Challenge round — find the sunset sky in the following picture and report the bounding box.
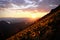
[0,0,60,18]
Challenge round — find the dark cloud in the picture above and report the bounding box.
[0,0,10,8]
[40,0,60,5]
[0,0,60,10]
[12,0,25,5]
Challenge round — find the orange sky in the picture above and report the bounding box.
[0,8,49,19]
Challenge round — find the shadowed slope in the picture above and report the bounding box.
[6,5,60,40]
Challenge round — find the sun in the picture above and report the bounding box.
[31,14,37,19]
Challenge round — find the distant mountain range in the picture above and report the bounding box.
[0,18,34,23]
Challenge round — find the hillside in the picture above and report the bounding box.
[6,5,60,40]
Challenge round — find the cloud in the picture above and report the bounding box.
[24,0,43,4]
[0,0,59,10]
[0,0,40,9]
[49,4,58,7]
[8,3,38,9]
[24,0,33,4]
[39,0,43,2]
[11,0,25,5]
[0,0,11,8]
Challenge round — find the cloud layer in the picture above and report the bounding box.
[0,0,60,10]
[0,0,44,9]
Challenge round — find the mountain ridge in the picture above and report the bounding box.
[3,5,60,40]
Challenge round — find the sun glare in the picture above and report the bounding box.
[0,9,48,19]
[31,14,37,19]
